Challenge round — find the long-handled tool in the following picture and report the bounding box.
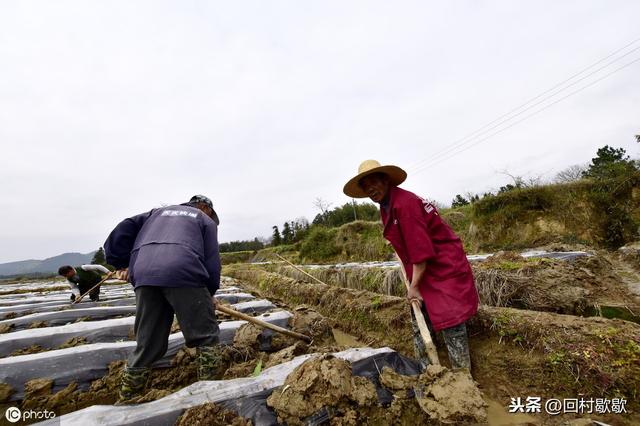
[395,254,440,366]
[215,303,312,343]
[72,270,115,304]
[274,253,327,286]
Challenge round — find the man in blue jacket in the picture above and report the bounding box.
[104,195,222,402]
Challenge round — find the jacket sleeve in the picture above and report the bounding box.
[202,219,221,295]
[81,264,110,274]
[104,210,153,269]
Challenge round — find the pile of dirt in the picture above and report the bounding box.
[10,344,44,356]
[223,306,342,380]
[264,342,309,369]
[266,354,486,425]
[411,366,487,424]
[233,306,334,355]
[58,337,88,349]
[175,402,252,426]
[233,323,263,351]
[0,323,14,334]
[28,321,48,329]
[290,306,334,345]
[379,366,487,424]
[266,354,378,425]
[0,383,14,402]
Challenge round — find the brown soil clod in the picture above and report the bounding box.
[0,323,15,334]
[10,344,45,356]
[414,365,487,424]
[264,342,308,369]
[23,378,53,400]
[379,366,418,391]
[28,321,48,329]
[175,402,252,426]
[267,354,378,425]
[125,389,172,404]
[233,323,263,351]
[58,337,88,349]
[0,383,15,403]
[290,306,334,345]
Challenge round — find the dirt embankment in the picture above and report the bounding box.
[266,250,640,322]
[224,265,414,353]
[224,266,640,424]
[473,251,640,321]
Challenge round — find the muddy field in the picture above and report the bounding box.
[0,249,638,425]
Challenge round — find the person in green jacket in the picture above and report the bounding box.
[58,264,109,302]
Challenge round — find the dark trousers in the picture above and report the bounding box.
[128,286,219,368]
[78,282,100,301]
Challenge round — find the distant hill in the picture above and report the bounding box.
[0,251,96,277]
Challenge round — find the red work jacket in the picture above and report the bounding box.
[381,186,478,331]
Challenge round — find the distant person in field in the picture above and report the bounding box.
[343,160,479,370]
[104,195,222,403]
[58,264,109,302]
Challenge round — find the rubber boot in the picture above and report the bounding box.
[117,366,150,403]
[442,323,471,369]
[196,344,225,381]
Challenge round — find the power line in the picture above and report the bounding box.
[411,56,640,175]
[406,37,640,172]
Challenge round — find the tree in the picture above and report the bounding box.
[313,197,333,215]
[281,222,293,244]
[271,226,282,246]
[451,194,470,208]
[291,217,310,242]
[555,164,586,183]
[219,239,264,253]
[582,145,637,180]
[312,201,379,227]
[91,247,106,265]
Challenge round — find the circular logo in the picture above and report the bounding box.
[5,407,21,423]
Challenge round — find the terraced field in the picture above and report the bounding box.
[1,248,639,425]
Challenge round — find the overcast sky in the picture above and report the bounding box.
[1,1,639,263]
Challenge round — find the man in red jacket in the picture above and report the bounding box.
[343,160,479,369]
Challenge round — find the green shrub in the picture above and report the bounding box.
[299,226,340,261]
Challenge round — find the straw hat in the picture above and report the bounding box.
[343,160,407,198]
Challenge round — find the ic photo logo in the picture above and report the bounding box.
[5,406,57,423]
[5,407,21,423]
